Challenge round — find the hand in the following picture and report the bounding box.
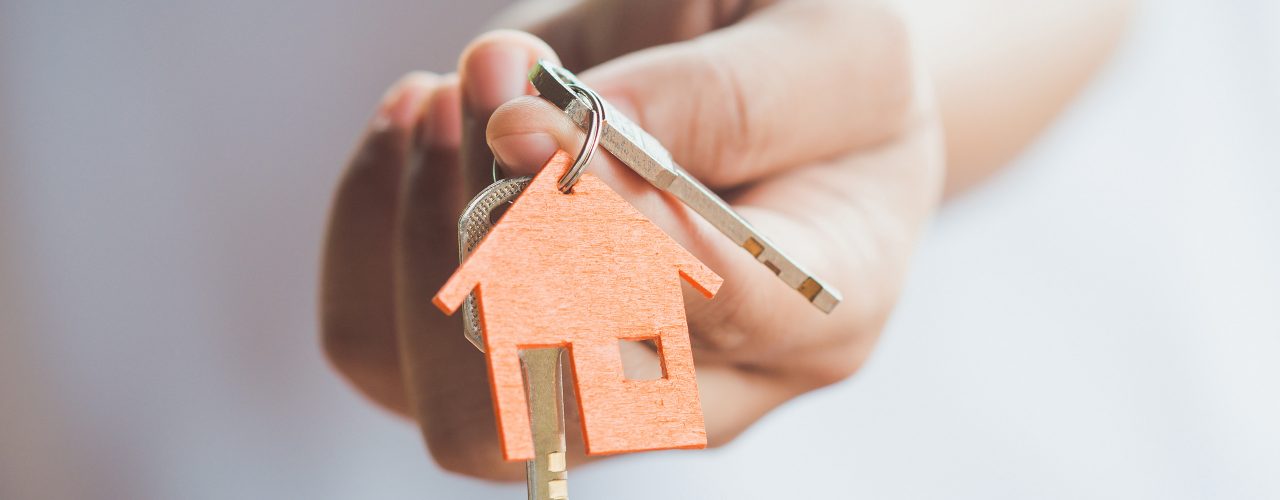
[321,0,943,480]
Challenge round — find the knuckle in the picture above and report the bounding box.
[686,283,756,354]
[805,354,866,389]
[320,322,367,373]
[690,325,750,353]
[428,449,500,480]
[319,298,395,370]
[319,322,409,411]
[320,323,378,365]
[780,341,870,392]
[422,427,523,481]
[324,370,405,414]
[710,0,753,27]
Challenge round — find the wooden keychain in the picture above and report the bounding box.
[435,63,844,498]
[433,84,721,500]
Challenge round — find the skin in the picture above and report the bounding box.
[320,0,1131,481]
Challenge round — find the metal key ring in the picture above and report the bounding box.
[489,84,606,191]
[557,85,606,193]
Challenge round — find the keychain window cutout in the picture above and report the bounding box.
[618,338,664,381]
[434,151,722,460]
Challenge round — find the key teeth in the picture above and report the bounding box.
[812,288,841,314]
[548,479,568,499]
[798,277,823,300]
[547,452,566,473]
[744,239,843,313]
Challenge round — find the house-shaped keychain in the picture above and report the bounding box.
[433,151,722,461]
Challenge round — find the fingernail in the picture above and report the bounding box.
[463,44,530,113]
[375,73,435,132]
[490,132,559,176]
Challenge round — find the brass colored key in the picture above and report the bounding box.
[520,348,569,500]
[529,61,842,313]
[457,177,569,500]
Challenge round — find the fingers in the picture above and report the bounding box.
[321,72,438,414]
[459,30,560,195]
[578,0,914,188]
[392,79,527,481]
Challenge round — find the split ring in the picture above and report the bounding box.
[557,85,606,193]
[488,85,606,192]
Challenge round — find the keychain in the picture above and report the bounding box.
[433,64,841,499]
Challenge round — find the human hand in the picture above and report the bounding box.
[321,0,943,480]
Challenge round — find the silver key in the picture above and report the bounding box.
[458,176,531,352]
[529,61,842,313]
[457,177,569,500]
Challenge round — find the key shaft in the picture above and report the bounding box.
[521,348,569,500]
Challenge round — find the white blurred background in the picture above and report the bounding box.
[1,0,1277,499]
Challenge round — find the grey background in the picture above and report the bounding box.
[2,0,1278,499]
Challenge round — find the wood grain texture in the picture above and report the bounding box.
[434,151,722,461]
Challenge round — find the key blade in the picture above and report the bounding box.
[520,347,569,500]
[529,61,842,313]
[458,176,534,351]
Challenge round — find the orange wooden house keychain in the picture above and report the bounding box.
[434,64,840,499]
[433,82,724,499]
[433,146,722,458]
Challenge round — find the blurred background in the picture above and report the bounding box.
[1,0,1277,499]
